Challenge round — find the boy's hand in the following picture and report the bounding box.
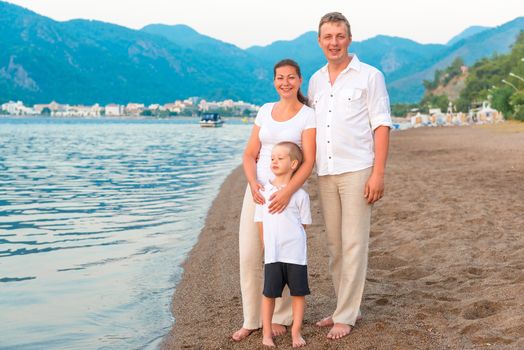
[364,172,384,204]
[268,188,292,214]
[249,181,265,205]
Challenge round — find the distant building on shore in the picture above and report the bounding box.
[1,97,260,117]
[125,103,145,116]
[105,104,124,116]
[2,100,36,115]
[55,104,102,117]
[199,99,259,115]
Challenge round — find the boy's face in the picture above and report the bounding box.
[270,145,296,176]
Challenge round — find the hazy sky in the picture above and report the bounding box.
[6,0,524,48]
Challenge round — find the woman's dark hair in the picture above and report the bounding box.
[273,59,308,106]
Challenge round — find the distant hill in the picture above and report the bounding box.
[389,17,524,102]
[0,1,271,104]
[447,26,491,46]
[420,31,524,120]
[1,0,523,105]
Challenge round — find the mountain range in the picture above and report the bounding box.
[1,0,523,105]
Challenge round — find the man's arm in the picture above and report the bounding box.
[364,125,390,204]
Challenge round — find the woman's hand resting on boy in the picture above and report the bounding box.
[268,187,292,214]
[249,181,265,205]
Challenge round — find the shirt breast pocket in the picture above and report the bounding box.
[341,88,365,116]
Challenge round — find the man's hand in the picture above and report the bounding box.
[268,188,292,214]
[364,172,384,204]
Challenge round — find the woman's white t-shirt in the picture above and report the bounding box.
[255,102,316,184]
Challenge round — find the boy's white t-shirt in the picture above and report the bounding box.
[255,103,316,184]
[254,182,312,266]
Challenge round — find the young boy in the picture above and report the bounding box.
[254,141,312,348]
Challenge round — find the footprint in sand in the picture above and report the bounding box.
[393,210,416,221]
[462,300,501,320]
[375,298,389,306]
[388,266,430,280]
[465,267,484,276]
[369,256,408,270]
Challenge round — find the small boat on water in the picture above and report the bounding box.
[199,113,224,127]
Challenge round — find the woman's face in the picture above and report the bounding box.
[274,65,302,100]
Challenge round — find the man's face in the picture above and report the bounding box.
[318,21,351,64]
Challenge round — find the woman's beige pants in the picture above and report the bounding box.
[239,186,293,329]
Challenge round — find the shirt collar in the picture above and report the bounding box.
[320,54,361,74]
[267,180,287,191]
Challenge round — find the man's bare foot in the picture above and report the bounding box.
[316,314,363,327]
[232,327,255,342]
[327,323,352,340]
[262,335,276,347]
[292,333,306,347]
[272,323,287,336]
[315,316,334,327]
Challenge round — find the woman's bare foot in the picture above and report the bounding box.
[327,323,352,340]
[271,323,287,336]
[292,332,306,347]
[262,335,276,347]
[232,327,255,342]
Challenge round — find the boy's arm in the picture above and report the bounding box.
[254,198,265,248]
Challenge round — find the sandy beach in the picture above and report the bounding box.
[162,123,524,350]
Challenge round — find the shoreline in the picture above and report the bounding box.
[162,124,524,349]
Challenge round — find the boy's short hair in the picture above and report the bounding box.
[275,141,303,173]
[318,12,352,38]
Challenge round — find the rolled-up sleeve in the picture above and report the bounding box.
[367,71,392,131]
[299,193,312,225]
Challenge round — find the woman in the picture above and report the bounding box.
[232,59,316,341]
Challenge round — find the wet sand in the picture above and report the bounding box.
[162,123,524,349]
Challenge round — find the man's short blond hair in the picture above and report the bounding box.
[318,12,352,38]
[275,141,303,174]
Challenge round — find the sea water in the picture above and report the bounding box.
[0,117,251,349]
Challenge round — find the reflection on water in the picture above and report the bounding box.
[0,117,250,349]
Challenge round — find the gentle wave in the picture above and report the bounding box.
[0,117,251,349]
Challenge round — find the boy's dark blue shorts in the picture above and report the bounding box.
[263,262,310,298]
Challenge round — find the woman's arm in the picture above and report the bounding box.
[268,128,316,213]
[243,124,265,204]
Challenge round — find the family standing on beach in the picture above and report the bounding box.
[233,12,392,347]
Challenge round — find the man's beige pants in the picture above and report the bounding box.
[239,186,293,330]
[317,167,372,326]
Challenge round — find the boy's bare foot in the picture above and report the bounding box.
[292,333,306,347]
[271,323,287,336]
[232,327,255,342]
[327,323,352,340]
[262,335,276,347]
[315,314,363,327]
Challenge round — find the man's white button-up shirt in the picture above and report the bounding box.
[308,54,392,176]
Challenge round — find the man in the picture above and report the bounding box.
[308,12,392,340]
